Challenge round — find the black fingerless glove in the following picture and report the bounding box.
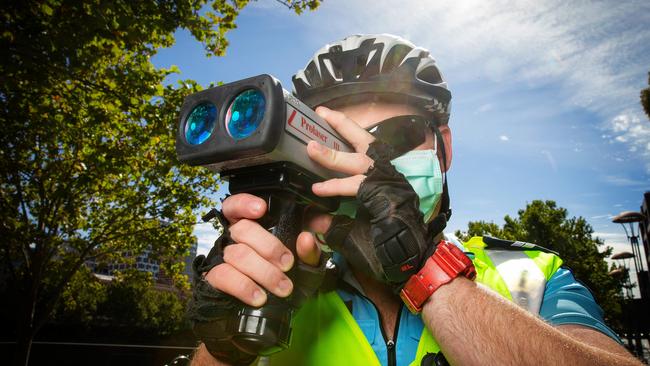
[323,140,440,292]
[187,217,331,365]
[360,141,434,287]
[187,232,258,366]
[289,254,330,308]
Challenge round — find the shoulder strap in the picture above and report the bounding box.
[483,236,559,255]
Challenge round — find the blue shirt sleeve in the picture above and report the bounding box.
[540,267,621,343]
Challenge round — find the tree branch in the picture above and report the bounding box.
[15,173,31,227]
[11,172,34,272]
[274,0,293,8]
[33,242,98,332]
[94,224,161,248]
[0,236,18,284]
[44,144,82,239]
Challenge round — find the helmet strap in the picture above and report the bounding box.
[432,126,452,222]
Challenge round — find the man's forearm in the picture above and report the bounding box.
[421,277,640,365]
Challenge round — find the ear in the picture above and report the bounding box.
[436,125,452,172]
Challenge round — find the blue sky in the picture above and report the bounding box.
[154,0,650,294]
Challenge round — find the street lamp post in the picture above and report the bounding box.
[612,211,648,300]
[612,209,650,362]
[611,251,635,299]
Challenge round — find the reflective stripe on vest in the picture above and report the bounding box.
[487,249,547,313]
[266,236,562,366]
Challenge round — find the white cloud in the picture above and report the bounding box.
[541,150,558,172]
[304,0,650,168]
[602,174,648,187]
[607,112,650,171]
[594,231,628,247]
[590,214,613,220]
[477,103,494,113]
[193,223,222,256]
[499,135,509,141]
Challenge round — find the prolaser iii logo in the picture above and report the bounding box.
[286,106,342,151]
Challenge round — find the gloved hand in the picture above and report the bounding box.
[323,140,437,292]
[186,205,330,365]
[187,231,257,366]
[302,107,444,293]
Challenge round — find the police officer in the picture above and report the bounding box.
[189,34,641,366]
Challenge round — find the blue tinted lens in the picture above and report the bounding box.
[185,103,217,145]
[226,89,266,140]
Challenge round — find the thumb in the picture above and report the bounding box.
[296,231,321,267]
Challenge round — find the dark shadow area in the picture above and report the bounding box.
[617,298,650,363]
[1,323,197,366]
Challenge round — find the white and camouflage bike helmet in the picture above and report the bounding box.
[292,34,451,125]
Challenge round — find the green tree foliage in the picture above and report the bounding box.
[52,269,189,339]
[99,270,189,336]
[53,266,108,327]
[275,0,321,14]
[642,72,650,120]
[0,1,319,364]
[53,268,189,336]
[455,200,625,325]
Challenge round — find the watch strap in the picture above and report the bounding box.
[400,240,476,313]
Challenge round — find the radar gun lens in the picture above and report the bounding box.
[226,89,266,140]
[185,103,217,145]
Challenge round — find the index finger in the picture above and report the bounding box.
[222,193,267,224]
[315,106,375,152]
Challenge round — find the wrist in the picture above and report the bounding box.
[400,240,476,314]
[423,275,472,310]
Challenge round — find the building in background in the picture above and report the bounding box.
[86,240,198,285]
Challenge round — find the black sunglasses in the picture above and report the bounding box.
[365,115,432,158]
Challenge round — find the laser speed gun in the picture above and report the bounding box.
[176,74,352,210]
[175,74,351,356]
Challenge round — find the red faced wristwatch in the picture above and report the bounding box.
[400,240,477,314]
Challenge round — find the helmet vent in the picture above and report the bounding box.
[417,65,443,84]
[329,45,343,54]
[322,57,342,80]
[381,44,412,74]
[354,54,368,79]
[367,49,378,66]
[304,61,322,87]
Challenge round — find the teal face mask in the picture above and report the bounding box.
[335,146,444,222]
[390,149,444,222]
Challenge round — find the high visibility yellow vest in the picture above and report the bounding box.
[264,236,563,366]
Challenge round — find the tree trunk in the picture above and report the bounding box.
[13,278,39,366]
[13,326,35,366]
